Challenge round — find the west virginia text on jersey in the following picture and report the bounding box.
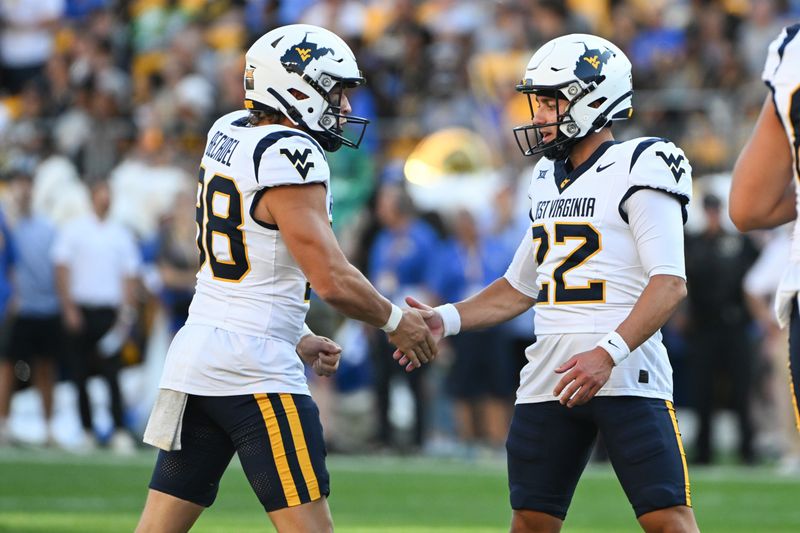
[526,138,690,333]
[506,137,691,403]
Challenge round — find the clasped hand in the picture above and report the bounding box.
[390,297,444,373]
[296,334,342,377]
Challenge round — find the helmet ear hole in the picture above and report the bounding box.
[307,107,314,113]
[588,97,606,109]
[289,88,310,100]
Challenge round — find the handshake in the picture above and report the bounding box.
[386,296,448,373]
[297,296,458,377]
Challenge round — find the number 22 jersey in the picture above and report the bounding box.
[504,138,692,402]
[160,110,331,396]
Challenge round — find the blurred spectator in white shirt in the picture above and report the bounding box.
[0,0,65,94]
[52,180,141,452]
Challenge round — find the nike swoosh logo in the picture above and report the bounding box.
[597,162,615,172]
[550,67,566,72]
[608,340,619,348]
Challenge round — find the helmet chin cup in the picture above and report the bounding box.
[512,88,581,161]
[312,83,369,151]
[513,121,579,161]
[313,114,369,152]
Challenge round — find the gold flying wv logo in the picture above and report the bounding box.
[560,178,571,188]
[584,55,600,69]
[296,47,312,61]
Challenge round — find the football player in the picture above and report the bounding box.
[401,34,699,532]
[729,23,800,434]
[136,24,436,533]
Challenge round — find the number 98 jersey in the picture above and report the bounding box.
[161,111,331,396]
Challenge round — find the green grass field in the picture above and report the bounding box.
[0,449,798,532]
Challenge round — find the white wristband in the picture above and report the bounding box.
[301,322,314,338]
[596,331,630,366]
[380,304,403,333]
[434,303,461,337]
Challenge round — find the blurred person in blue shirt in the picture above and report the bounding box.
[368,183,439,449]
[431,208,516,454]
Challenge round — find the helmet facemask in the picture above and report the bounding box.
[513,82,600,161]
[314,77,369,151]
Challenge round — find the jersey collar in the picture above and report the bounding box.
[553,140,618,193]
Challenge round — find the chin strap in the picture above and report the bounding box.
[266,88,305,126]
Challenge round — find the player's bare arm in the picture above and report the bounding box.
[450,278,536,331]
[256,182,436,367]
[397,279,536,371]
[730,95,796,231]
[554,274,686,407]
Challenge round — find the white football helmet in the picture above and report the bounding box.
[513,33,633,160]
[244,24,369,151]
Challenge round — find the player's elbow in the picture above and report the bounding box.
[664,276,687,305]
[728,202,758,232]
[673,278,687,303]
[314,283,346,306]
[309,268,348,305]
[651,274,687,306]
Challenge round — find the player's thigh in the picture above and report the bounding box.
[597,397,692,518]
[510,509,563,533]
[638,504,699,533]
[136,489,205,533]
[148,396,235,508]
[221,393,330,514]
[506,401,597,521]
[788,300,800,432]
[268,497,333,533]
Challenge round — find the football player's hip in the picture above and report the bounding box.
[159,324,309,396]
[516,333,672,402]
[515,388,672,405]
[188,290,308,341]
[159,377,311,397]
[532,308,634,336]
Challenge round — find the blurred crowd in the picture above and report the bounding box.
[1,0,799,470]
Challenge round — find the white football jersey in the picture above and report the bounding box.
[763,24,800,327]
[505,138,692,402]
[160,110,331,396]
